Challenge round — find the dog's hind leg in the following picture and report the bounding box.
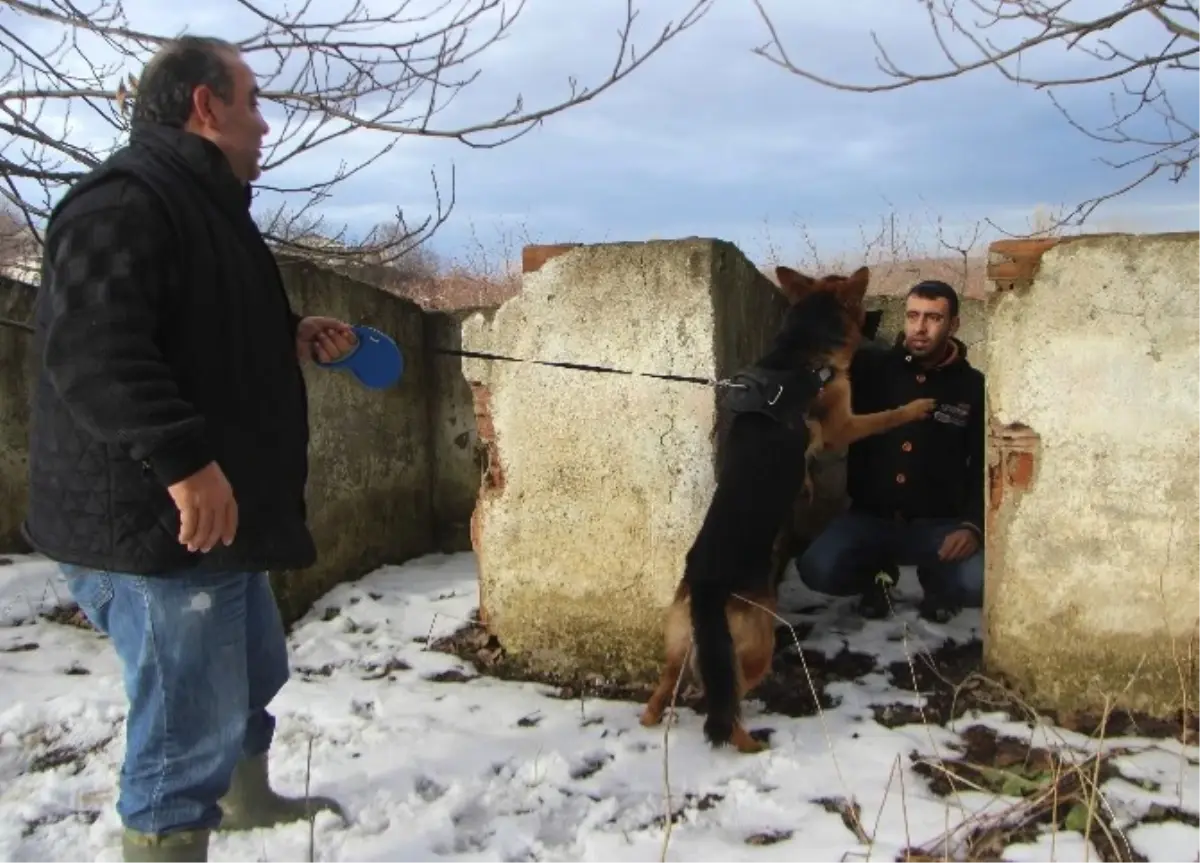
[640,600,692,727]
[641,659,684,727]
[728,606,776,754]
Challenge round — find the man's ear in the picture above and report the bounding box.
[190,84,222,130]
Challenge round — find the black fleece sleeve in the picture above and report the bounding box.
[41,180,214,487]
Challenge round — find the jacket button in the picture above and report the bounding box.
[896,473,906,484]
[901,441,912,452]
[916,373,926,383]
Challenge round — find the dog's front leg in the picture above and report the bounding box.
[821,398,935,450]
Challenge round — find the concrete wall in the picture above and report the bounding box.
[0,277,35,552]
[424,309,486,553]
[0,258,480,626]
[462,239,788,685]
[270,257,438,623]
[983,232,1199,717]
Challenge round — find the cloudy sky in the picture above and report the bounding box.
[10,0,1199,268]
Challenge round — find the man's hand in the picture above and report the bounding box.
[938,527,980,562]
[296,316,357,364]
[167,462,238,553]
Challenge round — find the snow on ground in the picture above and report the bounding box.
[0,552,1196,862]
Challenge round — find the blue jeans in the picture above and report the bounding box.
[796,510,984,607]
[61,566,291,836]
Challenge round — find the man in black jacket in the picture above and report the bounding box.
[25,36,358,861]
[796,280,986,622]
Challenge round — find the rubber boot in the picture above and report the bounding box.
[918,593,960,623]
[216,752,345,831]
[122,828,209,862]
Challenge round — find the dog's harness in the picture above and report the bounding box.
[720,365,834,428]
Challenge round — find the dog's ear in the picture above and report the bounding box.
[775,265,815,305]
[837,265,870,306]
[863,308,884,340]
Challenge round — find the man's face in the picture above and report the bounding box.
[192,51,270,184]
[903,293,957,358]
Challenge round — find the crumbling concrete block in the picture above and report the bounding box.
[983,231,1199,717]
[461,238,787,685]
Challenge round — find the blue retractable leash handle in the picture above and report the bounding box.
[317,324,405,390]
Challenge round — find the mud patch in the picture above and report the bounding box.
[25,732,115,776]
[39,605,94,631]
[1050,707,1198,744]
[886,638,1197,744]
[814,796,870,843]
[429,615,654,703]
[753,643,877,718]
[640,792,724,831]
[296,663,335,681]
[884,638,989,725]
[425,668,477,684]
[745,828,792,845]
[359,657,412,680]
[21,810,100,839]
[431,614,880,718]
[569,752,613,780]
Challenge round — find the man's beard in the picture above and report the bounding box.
[906,334,948,360]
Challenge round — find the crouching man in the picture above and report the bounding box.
[795,280,986,621]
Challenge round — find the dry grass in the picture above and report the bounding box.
[369,250,985,313]
[304,205,1001,313]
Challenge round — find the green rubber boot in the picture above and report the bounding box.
[216,752,346,831]
[122,828,210,862]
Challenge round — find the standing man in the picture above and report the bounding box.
[25,36,354,862]
[795,280,986,622]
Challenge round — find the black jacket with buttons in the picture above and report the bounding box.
[23,121,317,575]
[844,336,986,536]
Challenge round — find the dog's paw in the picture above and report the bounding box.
[736,737,768,754]
[904,398,937,420]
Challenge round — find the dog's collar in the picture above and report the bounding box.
[722,364,833,426]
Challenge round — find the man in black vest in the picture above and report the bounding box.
[796,280,986,623]
[25,36,357,861]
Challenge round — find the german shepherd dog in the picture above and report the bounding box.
[638,265,935,753]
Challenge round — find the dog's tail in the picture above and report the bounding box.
[689,575,739,748]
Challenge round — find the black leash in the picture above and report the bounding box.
[0,317,32,333]
[0,319,750,391]
[434,347,747,390]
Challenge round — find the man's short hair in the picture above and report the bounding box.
[132,35,240,128]
[907,279,959,319]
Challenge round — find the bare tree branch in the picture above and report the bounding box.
[747,0,1198,230]
[0,0,714,260]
